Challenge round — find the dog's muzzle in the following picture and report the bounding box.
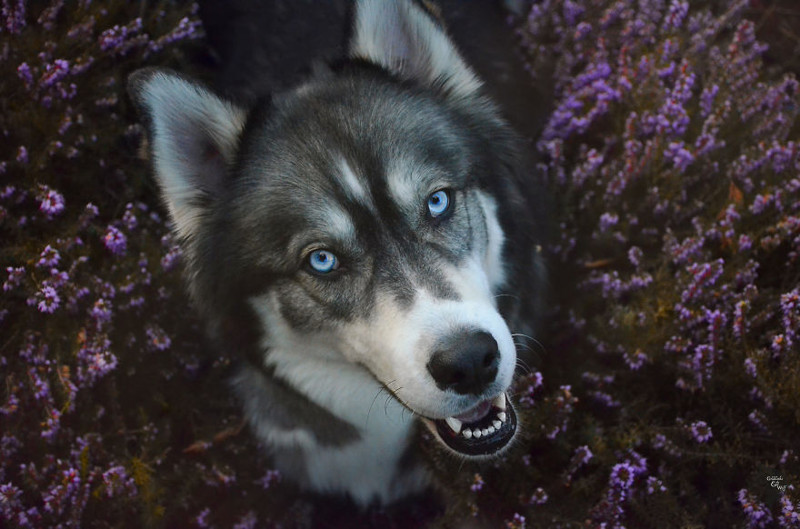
[420,330,518,456]
[422,393,517,456]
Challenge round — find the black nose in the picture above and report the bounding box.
[427,331,500,395]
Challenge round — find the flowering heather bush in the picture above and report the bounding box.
[0,2,288,527]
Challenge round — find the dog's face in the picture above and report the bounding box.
[129,0,524,457]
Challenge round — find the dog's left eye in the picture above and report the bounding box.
[308,249,339,274]
[427,189,451,218]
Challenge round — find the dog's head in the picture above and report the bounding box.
[129,0,533,457]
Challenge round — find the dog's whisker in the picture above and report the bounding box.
[493,293,521,301]
[514,358,532,375]
[511,333,548,356]
[366,379,396,427]
[513,339,534,353]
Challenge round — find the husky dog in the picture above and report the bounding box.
[128,0,545,507]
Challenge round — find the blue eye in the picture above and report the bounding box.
[427,190,450,217]
[308,249,338,274]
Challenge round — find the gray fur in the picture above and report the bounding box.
[129,0,546,507]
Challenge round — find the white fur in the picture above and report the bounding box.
[386,157,420,214]
[248,293,429,504]
[337,157,373,207]
[350,0,482,98]
[322,206,358,245]
[386,156,450,215]
[476,192,508,291]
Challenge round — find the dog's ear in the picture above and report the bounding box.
[127,68,246,242]
[350,0,482,99]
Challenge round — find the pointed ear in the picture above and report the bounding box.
[127,68,246,241]
[349,0,482,98]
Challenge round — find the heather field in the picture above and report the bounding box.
[1,1,799,528]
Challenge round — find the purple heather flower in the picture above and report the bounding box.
[39,59,70,88]
[508,513,526,529]
[564,444,594,484]
[254,469,281,490]
[562,1,584,26]
[17,61,34,90]
[576,445,593,465]
[195,507,212,528]
[780,289,799,345]
[665,141,693,171]
[16,145,28,163]
[37,244,61,268]
[779,495,800,528]
[590,390,621,407]
[681,259,725,303]
[738,489,774,528]
[627,246,643,268]
[121,203,138,230]
[39,187,65,217]
[623,348,648,370]
[743,357,757,378]
[646,477,667,494]
[3,0,25,34]
[748,409,768,432]
[609,462,635,490]
[233,511,258,529]
[90,298,113,324]
[625,450,648,476]
[98,17,145,56]
[80,346,118,385]
[161,245,183,271]
[101,466,137,498]
[662,0,688,31]
[3,266,25,291]
[653,433,681,457]
[470,473,484,492]
[689,420,713,443]
[147,16,203,55]
[1,392,20,417]
[145,325,171,351]
[529,487,548,505]
[37,286,60,313]
[41,408,62,440]
[599,212,618,232]
[103,225,127,255]
[574,21,592,41]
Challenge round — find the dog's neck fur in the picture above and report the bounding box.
[234,339,431,505]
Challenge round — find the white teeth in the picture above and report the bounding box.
[481,428,489,436]
[445,417,462,434]
[463,429,473,439]
[493,393,507,411]
[493,420,502,429]
[473,429,482,438]
[498,412,507,422]
[487,426,496,434]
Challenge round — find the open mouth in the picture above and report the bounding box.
[423,393,517,457]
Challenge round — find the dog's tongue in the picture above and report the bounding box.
[453,399,492,423]
[430,393,517,457]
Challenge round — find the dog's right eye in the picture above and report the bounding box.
[308,249,339,275]
[427,189,451,218]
